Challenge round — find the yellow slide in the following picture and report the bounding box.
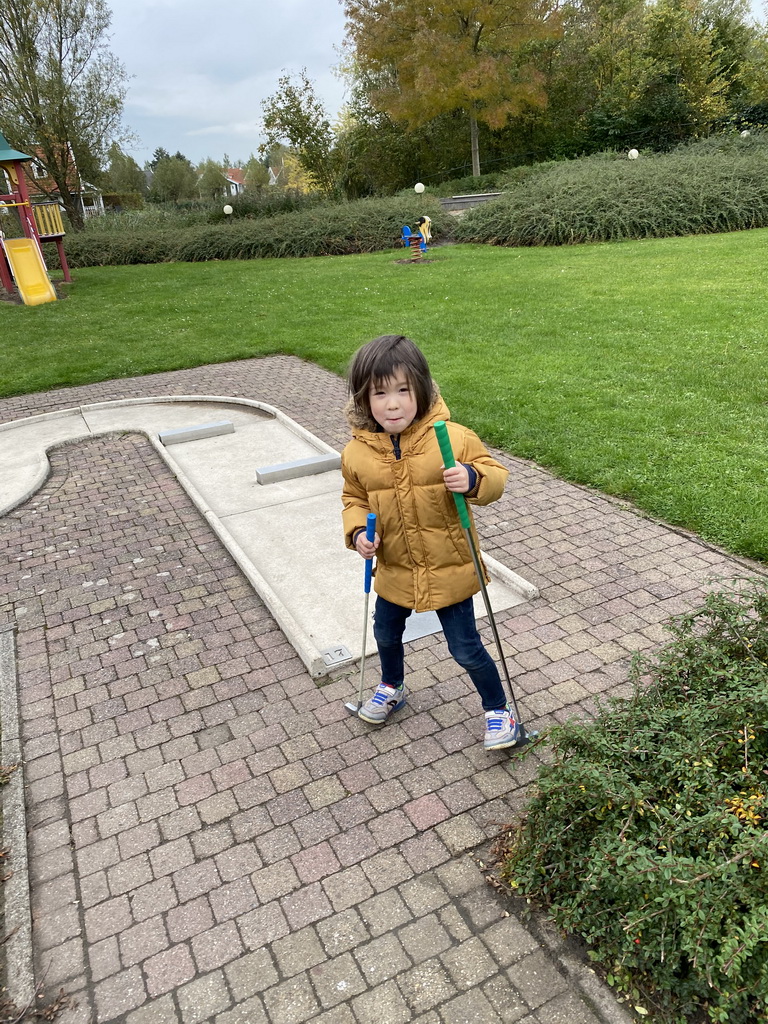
[2,238,57,305]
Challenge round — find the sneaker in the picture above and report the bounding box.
[358,682,407,724]
[484,705,521,750]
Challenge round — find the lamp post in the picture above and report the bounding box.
[414,182,425,194]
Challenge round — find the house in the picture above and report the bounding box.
[0,141,104,219]
[224,168,246,196]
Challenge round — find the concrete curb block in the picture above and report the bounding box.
[0,625,36,1008]
[146,435,330,678]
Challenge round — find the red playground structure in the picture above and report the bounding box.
[0,131,71,305]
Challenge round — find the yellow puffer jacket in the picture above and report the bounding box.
[341,393,509,612]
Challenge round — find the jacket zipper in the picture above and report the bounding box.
[390,434,402,460]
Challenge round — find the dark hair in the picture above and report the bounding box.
[347,335,434,424]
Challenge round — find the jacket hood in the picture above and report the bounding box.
[344,380,443,433]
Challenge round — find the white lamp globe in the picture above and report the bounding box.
[741,129,751,138]
[628,149,639,160]
[223,205,233,215]
[414,182,425,194]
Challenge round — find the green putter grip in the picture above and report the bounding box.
[434,420,471,530]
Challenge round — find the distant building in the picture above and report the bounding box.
[224,168,246,196]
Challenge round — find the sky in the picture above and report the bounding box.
[108,0,349,169]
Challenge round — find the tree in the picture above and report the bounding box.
[196,158,227,200]
[0,0,129,229]
[243,154,270,189]
[148,155,198,203]
[104,143,147,196]
[148,147,171,171]
[343,0,561,176]
[261,70,338,194]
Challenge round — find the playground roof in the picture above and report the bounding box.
[0,132,32,164]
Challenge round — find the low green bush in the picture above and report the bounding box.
[502,580,768,1023]
[407,172,507,198]
[456,135,768,246]
[207,188,327,222]
[61,196,452,267]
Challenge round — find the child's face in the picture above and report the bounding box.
[369,370,418,434]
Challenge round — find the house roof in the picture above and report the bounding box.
[225,168,245,185]
[0,131,32,164]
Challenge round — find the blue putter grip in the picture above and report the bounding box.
[363,513,376,593]
[433,421,471,530]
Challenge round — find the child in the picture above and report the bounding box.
[341,334,520,750]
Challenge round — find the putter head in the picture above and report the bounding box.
[514,724,539,749]
[344,701,361,716]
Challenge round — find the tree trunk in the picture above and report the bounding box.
[60,192,84,232]
[469,114,481,177]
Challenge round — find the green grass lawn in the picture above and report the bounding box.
[2,233,768,561]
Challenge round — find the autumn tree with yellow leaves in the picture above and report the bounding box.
[343,0,561,176]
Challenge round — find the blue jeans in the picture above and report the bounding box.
[373,594,507,711]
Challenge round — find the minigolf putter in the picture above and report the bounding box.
[345,513,377,715]
[433,420,537,748]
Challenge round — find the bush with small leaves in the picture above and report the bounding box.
[456,135,768,246]
[61,196,451,266]
[502,580,768,1023]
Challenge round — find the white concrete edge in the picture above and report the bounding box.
[0,451,52,519]
[0,406,84,434]
[0,627,37,1008]
[1,396,338,458]
[146,436,329,679]
[483,553,540,601]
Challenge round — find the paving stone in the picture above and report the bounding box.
[440,936,499,990]
[213,995,269,1024]
[399,913,454,964]
[322,863,375,913]
[262,975,320,1024]
[93,965,147,1022]
[176,969,232,1024]
[481,975,531,1023]
[531,990,602,1024]
[281,880,334,929]
[238,901,290,948]
[272,926,326,977]
[191,919,243,972]
[124,994,180,1024]
[397,959,458,1015]
[119,916,169,968]
[439,987,505,1024]
[358,890,413,937]
[316,907,370,956]
[352,979,412,1024]
[482,916,540,967]
[223,948,279,1000]
[309,951,367,1008]
[354,931,412,984]
[508,951,569,1010]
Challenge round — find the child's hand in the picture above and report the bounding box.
[443,465,470,494]
[355,531,380,559]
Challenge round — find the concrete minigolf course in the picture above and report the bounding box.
[0,395,538,677]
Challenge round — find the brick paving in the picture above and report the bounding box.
[0,355,761,1024]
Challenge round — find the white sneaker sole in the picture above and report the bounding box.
[358,697,406,725]
[484,733,521,750]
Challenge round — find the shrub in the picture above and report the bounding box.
[501,580,768,1023]
[456,135,768,246]
[404,172,507,198]
[61,196,452,267]
[207,188,327,222]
